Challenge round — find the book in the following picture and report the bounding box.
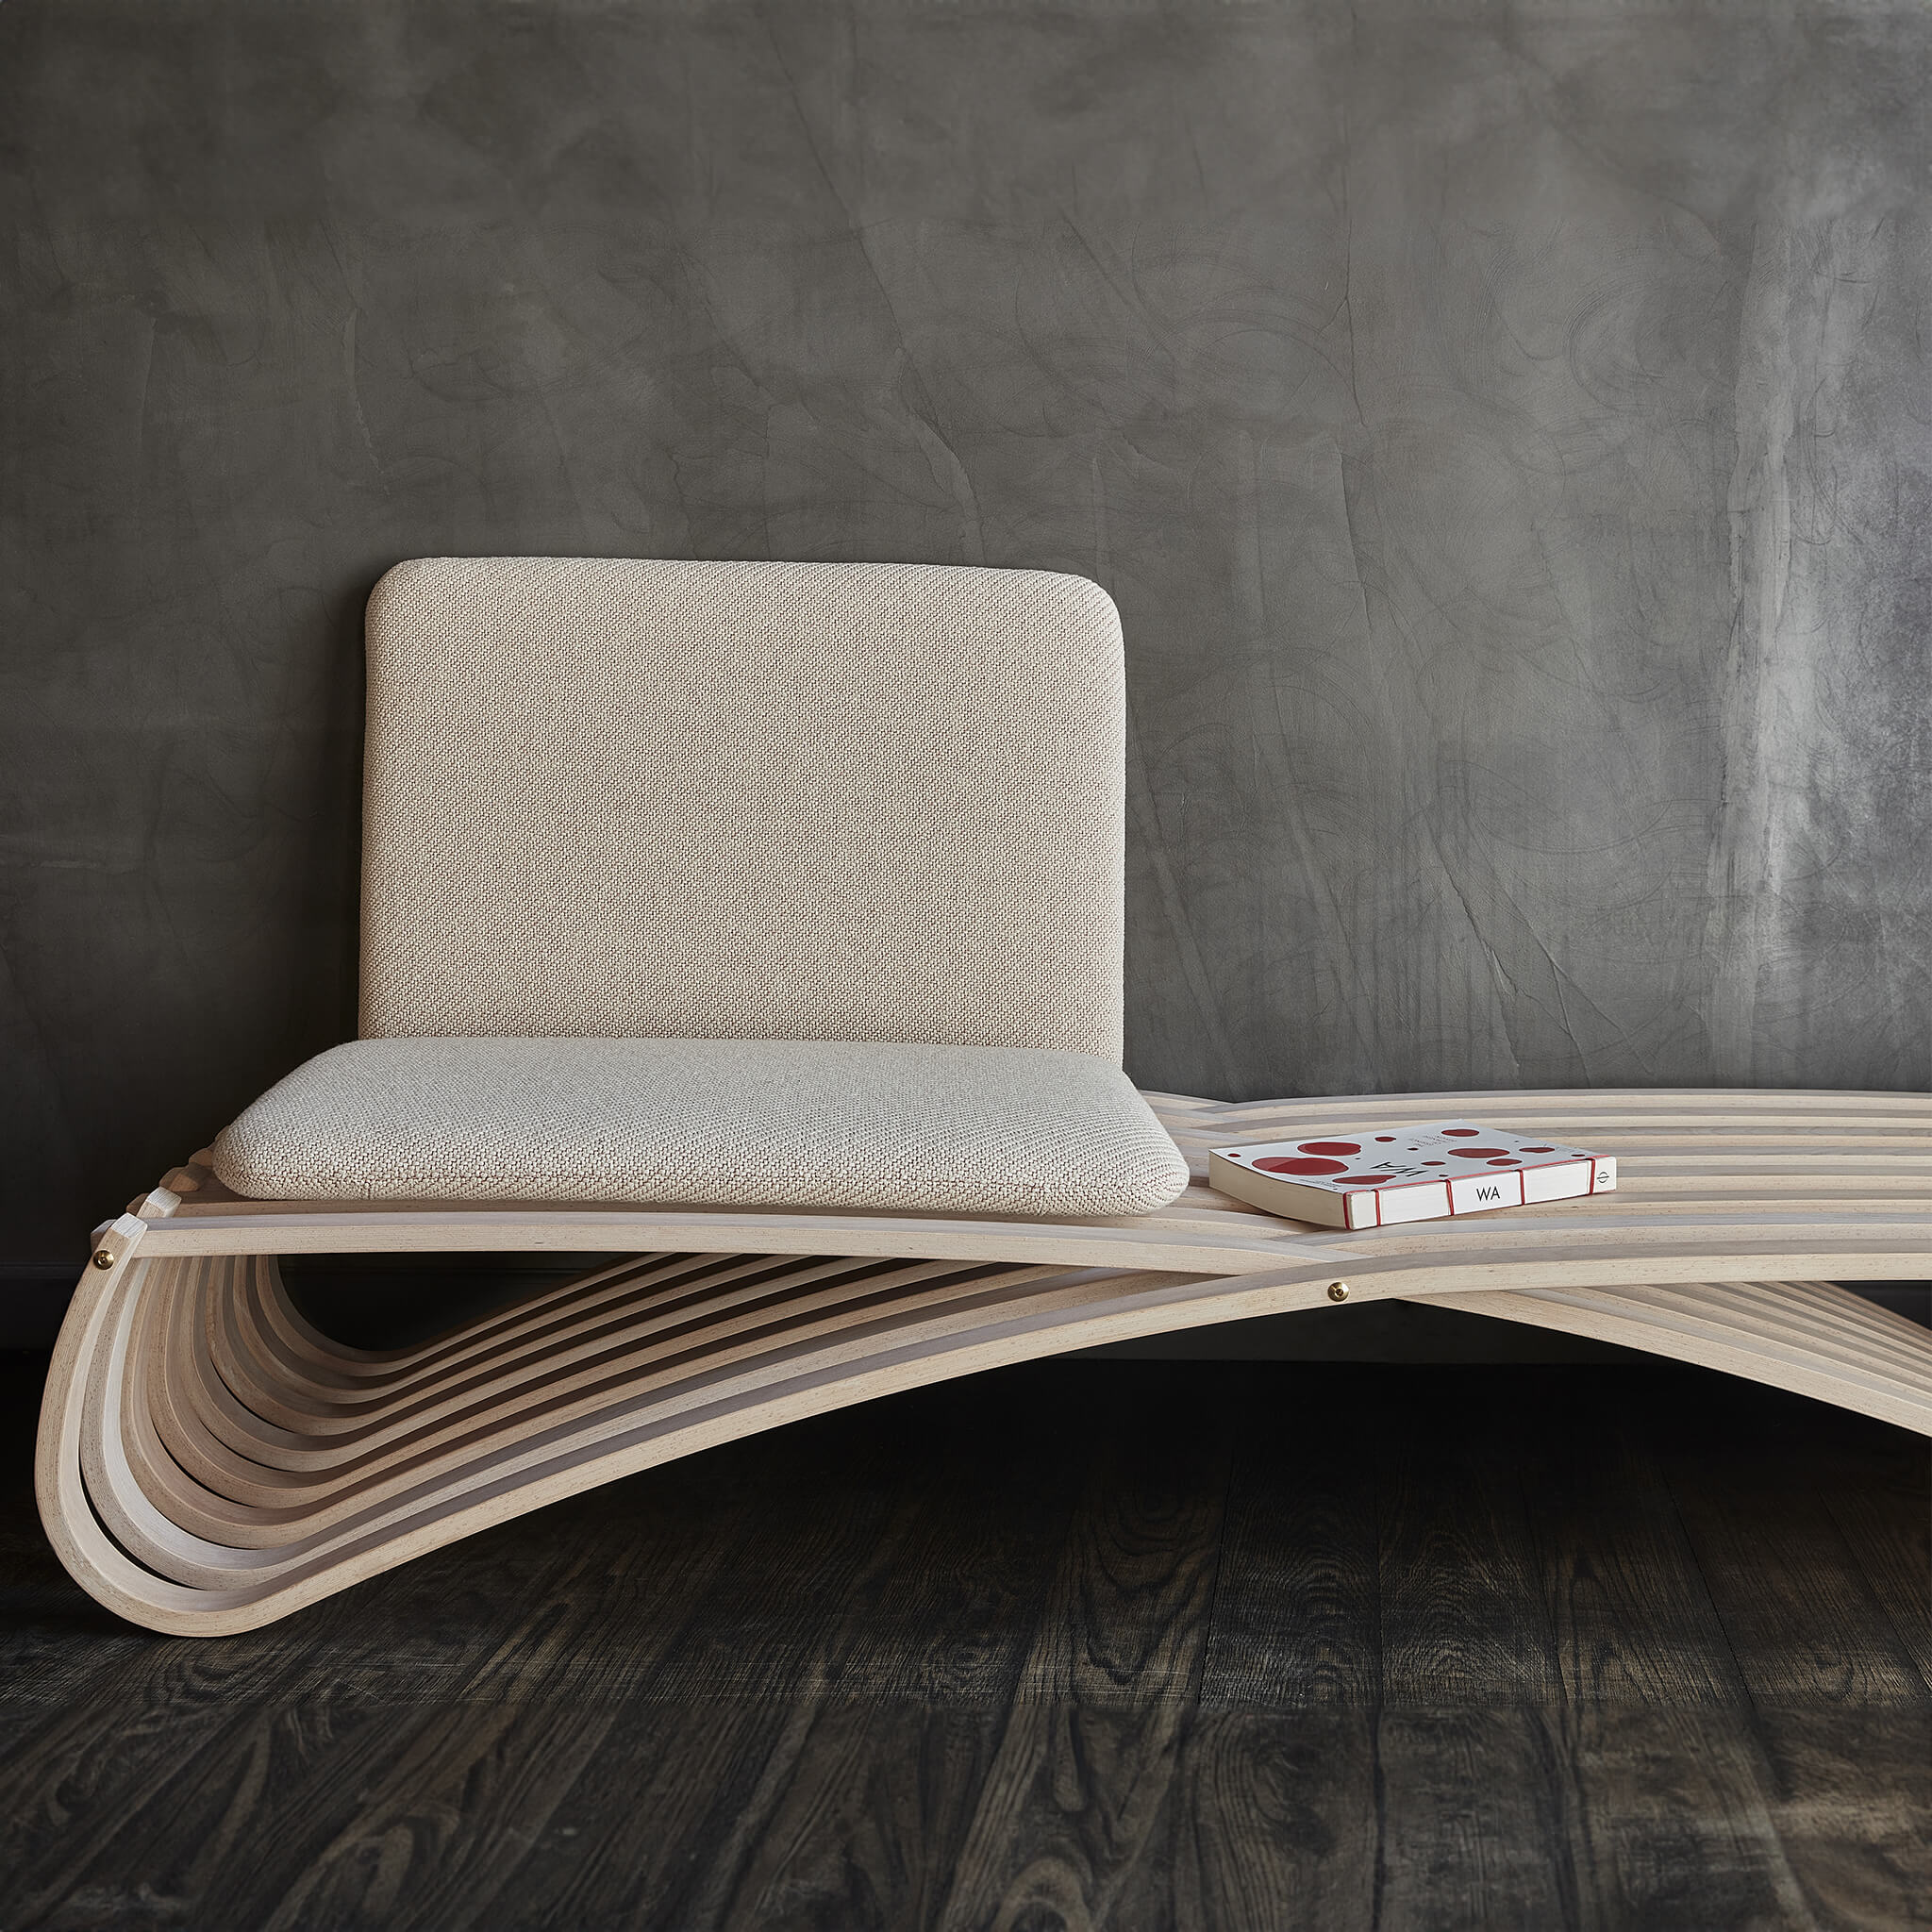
[1208,1121,1615,1230]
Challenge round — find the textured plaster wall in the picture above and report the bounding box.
[3,0,1929,1265]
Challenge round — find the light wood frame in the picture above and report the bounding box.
[38,1086,1932,1636]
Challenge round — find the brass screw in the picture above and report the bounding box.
[92,1248,117,1271]
[1326,1280,1350,1303]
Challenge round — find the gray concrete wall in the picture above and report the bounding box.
[4,0,1929,1271]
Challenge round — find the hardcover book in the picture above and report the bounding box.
[1208,1122,1616,1230]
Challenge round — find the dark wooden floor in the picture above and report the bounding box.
[1,1347,1927,1931]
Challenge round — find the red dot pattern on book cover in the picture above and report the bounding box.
[1228,1128,1584,1192]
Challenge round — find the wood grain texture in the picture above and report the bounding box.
[1374,1378,1563,1706]
[1511,1387,1746,1709]
[930,1409,1233,1931]
[33,1088,1932,1634]
[1195,1391,1382,1708]
[1657,1420,1932,1711]
[6,1358,1928,1929]
[1745,1707,1932,1931]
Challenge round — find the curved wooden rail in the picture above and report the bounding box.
[38,1089,1932,1634]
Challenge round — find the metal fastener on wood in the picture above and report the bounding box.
[92,1249,116,1271]
[1326,1280,1350,1302]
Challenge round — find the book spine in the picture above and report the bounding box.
[1520,1158,1598,1205]
[1447,1169,1524,1214]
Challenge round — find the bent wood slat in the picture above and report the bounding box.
[1427,1280,1932,1433]
[38,1087,1932,1636]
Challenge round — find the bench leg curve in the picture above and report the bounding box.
[1414,1279,1932,1434]
[37,1241,1932,1636]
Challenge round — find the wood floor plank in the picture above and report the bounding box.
[4,1358,1928,1931]
[1374,1705,1824,1932]
[702,1703,1008,1932]
[1550,1701,1827,1930]
[931,1706,1195,1932]
[1512,1375,1748,1708]
[615,1430,923,1702]
[0,1525,151,1716]
[1659,1401,1932,1708]
[628,1437,1073,1920]
[1007,1371,1233,1710]
[0,1635,328,1904]
[1747,1706,1932,1931]
[930,1381,1235,1930]
[196,1461,816,1930]
[629,1374,1082,1704]
[0,1692,403,1932]
[1171,1710,1379,1930]
[0,1431,766,1928]
[715,1372,1087,1707]
[464,1697,806,1932]
[1370,1707,1591,1930]
[1813,1434,1932,1693]
[1197,1367,1382,1708]
[471,1375,1085,1925]
[1375,1374,1563,1707]
[233,1699,618,1932]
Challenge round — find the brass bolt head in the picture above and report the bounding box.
[92,1248,116,1271]
[1326,1280,1350,1303]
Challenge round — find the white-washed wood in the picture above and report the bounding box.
[1425,1280,1932,1435]
[36,1086,1932,1635]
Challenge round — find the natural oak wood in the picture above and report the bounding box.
[36,1088,1932,1634]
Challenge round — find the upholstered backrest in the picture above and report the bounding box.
[358,558,1126,1059]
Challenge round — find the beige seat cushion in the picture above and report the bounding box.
[359,558,1125,1058]
[210,1039,1190,1217]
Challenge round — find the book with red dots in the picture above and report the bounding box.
[1207,1122,1616,1230]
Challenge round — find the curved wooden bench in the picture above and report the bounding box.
[38,1087,1932,1636]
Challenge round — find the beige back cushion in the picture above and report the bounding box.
[359,558,1125,1058]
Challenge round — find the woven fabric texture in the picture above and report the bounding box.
[210,1038,1190,1216]
[359,558,1125,1058]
